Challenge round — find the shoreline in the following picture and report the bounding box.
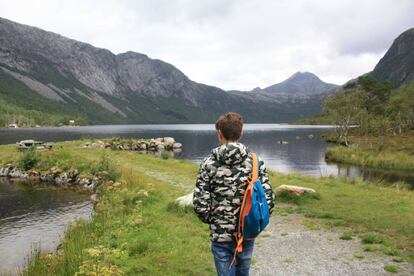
[323,132,414,172]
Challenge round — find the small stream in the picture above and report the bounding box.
[0,178,92,273]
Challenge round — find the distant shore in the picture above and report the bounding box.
[324,132,414,172]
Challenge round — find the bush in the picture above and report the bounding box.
[339,232,353,240]
[91,153,119,181]
[383,265,400,273]
[361,233,385,244]
[18,148,40,170]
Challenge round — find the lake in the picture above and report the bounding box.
[1,124,413,185]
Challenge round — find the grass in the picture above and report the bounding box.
[361,233,385,244]
[339,232,353,240]
[364,245,378,252]
[1,139,414,274]
[325,131,414,171]
[383,265,400,273]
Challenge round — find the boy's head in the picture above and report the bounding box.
[215,112,243,144]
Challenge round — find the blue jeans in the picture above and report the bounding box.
[211,239,255,276]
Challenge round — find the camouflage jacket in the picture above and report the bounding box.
[193,142,275,242]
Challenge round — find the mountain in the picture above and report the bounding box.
[258,72,339,94]
[0,17,325,125]
[371,28,414,88]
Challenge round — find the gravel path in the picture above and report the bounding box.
[251,212,414,276]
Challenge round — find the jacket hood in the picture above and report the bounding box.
[212,142,250,165]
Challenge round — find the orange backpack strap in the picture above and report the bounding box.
[251,152,258,181]
[230,153,258,268]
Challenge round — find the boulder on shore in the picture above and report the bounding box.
[176,192,194,207]
[276,184,316,196]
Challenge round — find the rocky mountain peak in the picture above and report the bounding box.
[260,71,339,94]
[371,27,414,87]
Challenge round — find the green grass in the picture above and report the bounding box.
[363,245,379,252]
[339,232,353,240]
[1,139,414,274]
[325,132,414,171]
[383,265,400,273]
[361,233,385,244]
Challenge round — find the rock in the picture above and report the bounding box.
[163,137,175,145]
[276,185,316,196]
[50,166,62,175]
[40,174,55,182]
[55,173,70,185]
[90,194,98,202]
[9,169,28,179]
[155,138,163,143]
[132,217,143,225]
[113,181,122,187]
[308,134,314,139]
[138,190,149,197]
[157,144,165,151]
[67,169,79,180]
[79,177,92,186]
[176,192,194,207]
[0,167,10,177]
[172,142,182,149]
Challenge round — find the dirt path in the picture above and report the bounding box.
[251,212,414,276]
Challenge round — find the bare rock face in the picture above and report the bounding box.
[371,28,414,88]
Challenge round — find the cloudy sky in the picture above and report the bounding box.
[1,0,413,90]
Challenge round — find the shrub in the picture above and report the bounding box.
[361,233,385,244]
[18,148,40,170]
[339,232,353,240]
[91,153,119,181]
[383,265,400,273]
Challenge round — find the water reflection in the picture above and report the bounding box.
[0,178,92,273]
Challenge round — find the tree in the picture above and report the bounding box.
[323,90,365,146]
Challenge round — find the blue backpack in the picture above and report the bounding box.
[235,152,270,254]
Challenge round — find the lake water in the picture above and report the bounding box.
[0,178,92,273]
[1,124,413,185]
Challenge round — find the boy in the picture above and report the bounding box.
[193,112,275,276]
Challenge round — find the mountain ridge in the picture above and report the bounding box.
[0,17,333,125]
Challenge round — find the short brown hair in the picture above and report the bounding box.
[215,112,244,141]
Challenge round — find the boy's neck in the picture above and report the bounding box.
[220,140,239,145]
